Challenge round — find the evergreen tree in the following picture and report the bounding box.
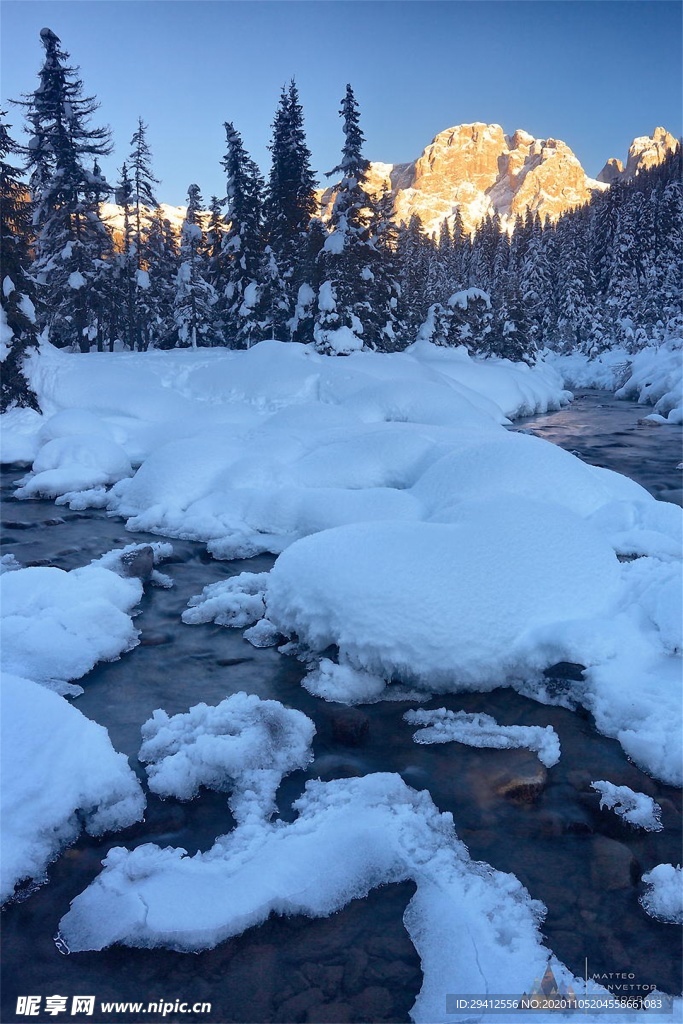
[220,122,265,347]
[314,84,375,354]
[0,112,39,411]
[146,207,179,348]
[173,184,216,347]
[126,118,160,349]
[17,27,113,350]
[262,81,318,339]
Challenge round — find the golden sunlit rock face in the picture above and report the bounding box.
[320,124,675,237]
[598,126,678,183]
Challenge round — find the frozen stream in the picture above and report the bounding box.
[1,391,681,1023]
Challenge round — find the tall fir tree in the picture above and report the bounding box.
[126,118,160,349]
[173,184,216,347]
[17,28,113,350]
[0,112,39,411]
[314,84,375,354]
[262,81,318,340]
[220,122,265,347]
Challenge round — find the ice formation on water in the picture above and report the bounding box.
[139,693,315,823]
[58,774,550,1014]
[405,708,561,767]
[639,864,683,924]
[591,781,663,831]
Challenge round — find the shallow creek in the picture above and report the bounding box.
[1,392,681,1023]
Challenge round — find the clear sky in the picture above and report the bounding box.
[1,0,681,207]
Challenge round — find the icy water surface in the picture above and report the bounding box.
[1,392,682,1023]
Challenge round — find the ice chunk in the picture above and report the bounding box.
[1,672,144,903]
[139,692,315,823]
[639,864,683,924]
[591,781,663,831]
[405,708,561,767]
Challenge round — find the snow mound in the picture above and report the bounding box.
[1,672,144,903]
[639,864,683,924]
[182,572,269,628]
[405,708,561,767]
[591,781,662,831]
[58,772,553,1023]
[0,563,142,695]
[16,434,132,499]
[265,496,620,689]
[139,693,315,823]
[412,431,646,520]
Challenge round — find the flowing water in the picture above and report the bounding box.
[1,392,681,1023]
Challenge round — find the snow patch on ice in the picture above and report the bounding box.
[406,708,561,767]
[591,781,662,831]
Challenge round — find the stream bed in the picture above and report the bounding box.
[1,392,681,1023]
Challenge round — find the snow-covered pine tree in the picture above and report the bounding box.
[0,112,39,411]
[395,214,430,338]
[314,84,375,355]
[220,122,265,348]
[290,215,326,344]
[364,183,402,350]
[173,184,216,348]
[17,28,113,351]
[262,81,318,340]
[145,207,179,348]
[127,118,160,349]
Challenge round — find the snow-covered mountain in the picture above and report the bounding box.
[322,122,612,236]
[596,126,678,185]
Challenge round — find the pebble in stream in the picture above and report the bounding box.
[1,391,682,1024]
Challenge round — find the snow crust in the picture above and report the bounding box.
[139,693,315,823]
[590,781,662,830]
[405,708,561,767]
[639,864,683,924]
[0,672,144,903]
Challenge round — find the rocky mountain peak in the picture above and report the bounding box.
[321,121,608,236]
[597,127,678,184]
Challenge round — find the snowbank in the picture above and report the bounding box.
[639,864,683,924]
[405,708,561,767]
[0,672,144,903]
[545,340,683,422]
[615,340,683,423]
[1,341,568,556]
[591,781,663,830]
[0,562,143,696]
[139,693,315,823]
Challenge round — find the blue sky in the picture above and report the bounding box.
[1,1,680,206]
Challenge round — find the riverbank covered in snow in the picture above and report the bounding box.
[543,339,683,423]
